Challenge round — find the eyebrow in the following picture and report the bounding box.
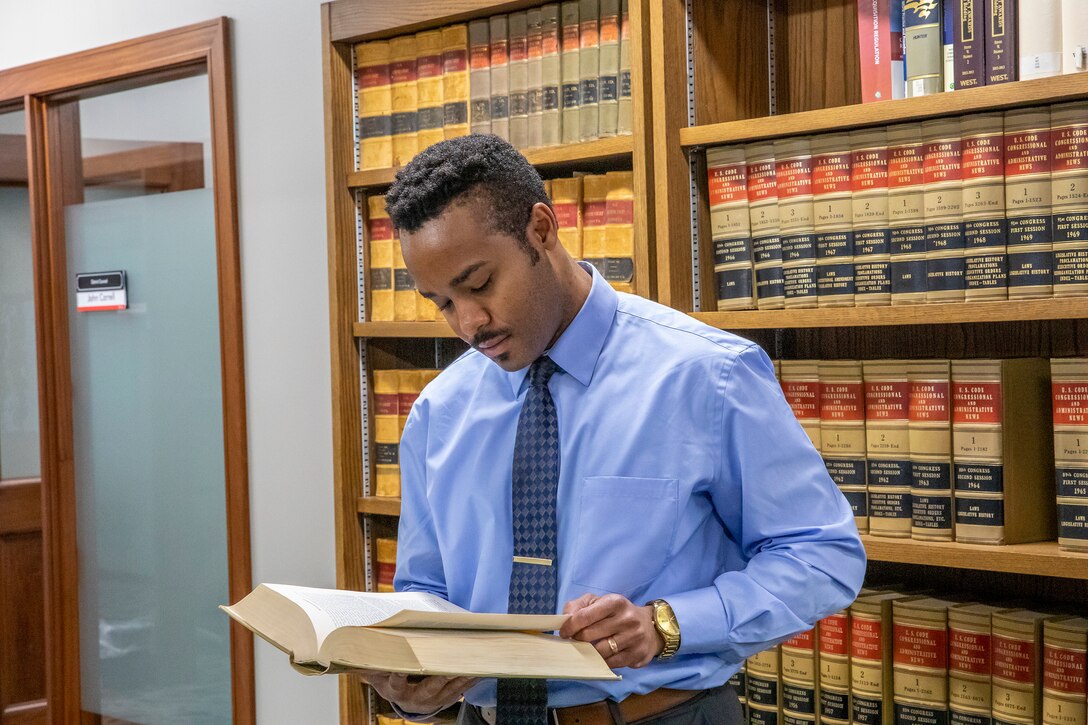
[418,261,487,300]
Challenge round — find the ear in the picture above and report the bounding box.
[526,201,560,251]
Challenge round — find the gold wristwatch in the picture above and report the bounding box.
[648,599,681,660]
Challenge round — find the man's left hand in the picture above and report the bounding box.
[559,593,664,669]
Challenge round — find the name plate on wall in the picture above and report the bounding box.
[76,271,127,312]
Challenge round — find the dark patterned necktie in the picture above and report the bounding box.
[496,356,560,725]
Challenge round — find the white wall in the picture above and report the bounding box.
[0,3,339,724]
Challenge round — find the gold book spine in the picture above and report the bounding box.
[850,128,892,306]
[747,646,782,714]
[746,142,785,309]
[1004,107,1054,299]
[469,19,491,135]
[551,175,584,258]
[960,112,1008,302]
[820,611,852,725]
[992,610,1052,725]
[367,195,395,322]
[375,537,397,593]
[357,41,393,171]
[781,360,822,451]
[1042,617,1088,725]
[392,240,416,322]
[812,133,856,308]
[1052,102,1088,297]
[581,174,610,275]
[949,604,1001,725]
[775,136,818,309]
[489,15,510,141]
[540,4,562,146]
[782,630,818,723]
[390,35,419,167]
[415,30,445,150]
[887,123,927,306]
[559,2,581,144]
[597,0,620,138]
[441,25,470,139]
[508,12,529,149]
[577,0,600,142]
[372,370,401,498]
[603,170,635,293]
[1052,358,1088,552]
[708,146,755,310]
[908,359,954,542]
[892,598,954,725]
[526,9,544,148]
[819,360,868,534]
[922,117,966,303]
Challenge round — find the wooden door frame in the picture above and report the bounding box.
[1,19,254,724]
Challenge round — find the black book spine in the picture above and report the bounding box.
[984,0,1018,85]
[955,0,986,88]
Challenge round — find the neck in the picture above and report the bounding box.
[546,260,593,349]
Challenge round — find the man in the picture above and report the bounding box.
[359,135,866,724]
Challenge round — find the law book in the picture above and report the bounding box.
[367,195,395,322]
[392,242,417,322]
[888,123,928,305]
[851,591,921,725]
[508,12,529,149]
[526,9,544,148]
[857,0,906,102]
[820,611,852,725]
[812,134,857,307]
[781,360,823,451]
[551,175,584,258]
[1052,102,1088,297]
[776,137,818,308]
[617,0,632,135]
[951,358,1056,545]
[864,359,913,539]
[416,287,437,322]
[984,0,1017,85]
[377,714,404,725]
[748,646,783,723]
[415,30,445,150]
[489,15,510,141]
[578,0,600,142]
[944,0,957,92]
[357,41,393,171]
[961,112,1008,301]
[1051,358,1088,552]
[708,146,756,310]
[904,0,944,97]
[372,370,401,497]
[397,370,423,436]
[820,360,869,534]
[748,142,786,309]
[540,4,562,147]
[892,597,957,725]
[851,128,893,306]
[782,630,819,725]
[909,359,954,542]
[560,2,581,144]
[949,603,1002,725]
[923,117,966,303]
[375,537,397,593]
[597,0,620,138]
[604,170,635,293]
[730,661,749,717]
[390,35,419,168]
[992,609,1053,725]
[222,585,618,679]
[1005,107,1055,299]
[1063,1,1088,75]
[1042,616,1088,725]
[468,20,492,135]
[581,173,609,276]
[954,0,986,89]
[1019,0,1063,81]
[441,25,470,139]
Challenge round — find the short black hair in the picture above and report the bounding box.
[385,134,549,259]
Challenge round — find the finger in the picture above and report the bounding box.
[562,593,599,615]
[560,595,625,638]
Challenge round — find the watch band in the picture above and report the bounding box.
[649,599,681,660]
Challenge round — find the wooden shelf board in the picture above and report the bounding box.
[347,136,634,190]
[692,298,1088,330]
[357,496,401,516]
[354,321,458,338]
[862,536,1088,580]
[681,74,1088,149]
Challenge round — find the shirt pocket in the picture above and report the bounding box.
[567,476,680,598]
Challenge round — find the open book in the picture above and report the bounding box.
[221,584,619,680]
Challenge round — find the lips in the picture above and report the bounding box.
[476,333,510,357]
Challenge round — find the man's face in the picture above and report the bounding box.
[402,198,564,372]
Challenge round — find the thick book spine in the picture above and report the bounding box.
[390,35,419,168]
[992,610,1051,725]
[858,0,907,102]
[604,170,635,293]
[551,175,585,257]
[730,661,749,718]
[904,0,944,97]
[955,0,986,89]
[441,25,470,139]
[944,0,957,92]
[813,134,857,307]
[560,2,581,144]
[1005,107,1055,299]
[961,113,1008,300]
[984,0,1017,85]
[581,174,609,276]
[909,359,954,542]
[923,117,966,303]
[489,15,510,141]
[776,137,818,308]
[820,360,869,533]
[357,41,393,171]
[375,537,397,592]
[748,142,786,309]
[852,593,916,725]
[578,0,601,142]
[1019,0,1063,81]
[415,30,445,150]
[597,0,620,137]
[1042,617,1088,725]
[617,0,633,134]
[392,239,417,322]
[468,19,492,135]
[949,604,998,725]
[708,146,755,310]
[888,124,928,305]
[397,370,422,434]
[864,359,913,539]
[820,611,852,725]
[1052,102,1088,297]
[748,647,783,723]
[541,5,562,147]
[372,370,401,497]
[892,598,954,725]
[1063,1,1088,75]
[783,630,819,725]
[508,12,530,149]
[781,360,823,450]
[851,128,893,306]
[1052,358,1088,552]
[367,195,395,322]
[526,9,544,148]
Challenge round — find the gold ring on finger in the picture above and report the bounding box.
[607,637,618,655]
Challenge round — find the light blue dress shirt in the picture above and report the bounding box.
[395,262,866,708]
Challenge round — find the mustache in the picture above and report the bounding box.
[472,329,511,348]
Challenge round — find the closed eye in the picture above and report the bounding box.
[471,277,492,293]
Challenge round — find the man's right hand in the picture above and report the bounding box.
[350,670,479,716]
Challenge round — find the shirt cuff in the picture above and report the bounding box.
[664,585,730,656]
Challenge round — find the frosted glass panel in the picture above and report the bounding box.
[68,189,231,724]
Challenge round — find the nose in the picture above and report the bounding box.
[455,298,490,339]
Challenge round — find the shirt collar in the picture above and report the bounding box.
[503,261,618,396]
